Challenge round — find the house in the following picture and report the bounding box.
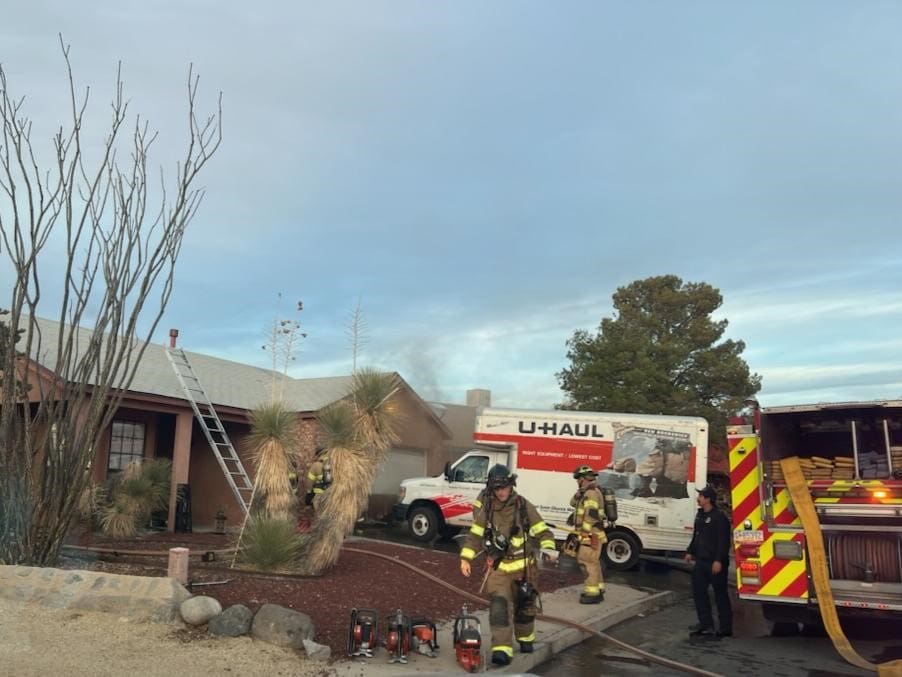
[428,388,496,462]
[23,318,452,530]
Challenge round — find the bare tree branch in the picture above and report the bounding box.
[0,39,222,565]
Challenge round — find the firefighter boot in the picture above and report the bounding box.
[491,650,512,666]
[579,592,604,604]
[519,641,533,653]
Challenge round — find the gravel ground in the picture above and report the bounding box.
[0,597,336,677]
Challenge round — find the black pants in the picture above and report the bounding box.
[691,559,732,631]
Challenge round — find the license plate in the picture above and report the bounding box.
[734,529,764,544]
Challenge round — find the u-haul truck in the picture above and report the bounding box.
[393,407,709,569]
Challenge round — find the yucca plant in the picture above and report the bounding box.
[99,493,143,538]
[298,370,401,575]
[246,401,300,521]
[76,482,107,530]
[352,368,402,459]
[238,516,303,571]
[98,459,171,538]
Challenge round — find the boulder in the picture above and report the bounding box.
[251,603,315,649]
[179,595,222,626]
[302,638,331,661]
[208,604,254,637]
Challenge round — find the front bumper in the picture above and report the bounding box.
[391,503,409,523]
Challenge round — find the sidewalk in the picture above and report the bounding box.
[331,581,676,675]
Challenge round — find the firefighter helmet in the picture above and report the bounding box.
[486,464,517,490]
[573,465,598,480]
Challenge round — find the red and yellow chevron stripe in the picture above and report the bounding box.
[728,430,809,601]
[727,428,902,603]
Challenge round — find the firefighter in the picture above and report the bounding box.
[569,465,607,603]
[684,485,733,637]
[304,446,332,509]
[459,464,557,667]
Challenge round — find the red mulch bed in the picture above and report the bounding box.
[61,531,584,657]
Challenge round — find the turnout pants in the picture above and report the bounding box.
[484,563,538,658]
[576,537,605,596]
[691,559,732,631]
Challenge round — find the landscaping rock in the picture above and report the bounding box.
[251,603,315,649]
[180,595,222,625]
[208,604,253,637]
[302,638,331,661]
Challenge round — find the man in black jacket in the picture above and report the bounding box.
[684,486,732,637]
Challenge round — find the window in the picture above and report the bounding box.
[452,455,490,483]
[108,421,146,471]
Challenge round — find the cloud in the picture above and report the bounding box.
[4,3,902,414]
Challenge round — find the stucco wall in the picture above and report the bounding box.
[86,382,450,529]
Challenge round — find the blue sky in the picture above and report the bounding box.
[3,2,902,409]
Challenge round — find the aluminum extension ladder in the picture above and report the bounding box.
[164,346,253,516]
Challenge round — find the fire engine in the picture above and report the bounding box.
[727,400,902,631]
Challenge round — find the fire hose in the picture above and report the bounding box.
[65,540,721,674]
[342,546,723,677]
[779,456,902,676]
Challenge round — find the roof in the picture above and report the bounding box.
[762,400,902,415]
[27,317,360,412]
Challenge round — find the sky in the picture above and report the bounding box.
[2,2,902,410]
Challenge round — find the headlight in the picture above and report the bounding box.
[398,486,406,501]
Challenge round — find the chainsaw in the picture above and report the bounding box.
[452,604,482,673]
[410,617,439,658]
[384,609,412,664]
[347,608,378,657]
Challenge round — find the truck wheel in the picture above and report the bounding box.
[603,530,641,570]
[409,505,440,542]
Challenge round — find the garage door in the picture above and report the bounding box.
[371,447,427,496]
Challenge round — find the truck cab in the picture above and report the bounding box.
[392,448,508,542]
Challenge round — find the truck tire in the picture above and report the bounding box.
[409,505,440,542]
[602,530,641,571]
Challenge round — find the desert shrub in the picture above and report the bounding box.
[238,516,302,571]
[98,459,171,538]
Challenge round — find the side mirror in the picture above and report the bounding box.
[444,461,452,481]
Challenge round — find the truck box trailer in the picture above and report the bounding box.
[393,407,709,569]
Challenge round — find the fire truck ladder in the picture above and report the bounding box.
[165,347,253,516]
[781,456,902,676]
